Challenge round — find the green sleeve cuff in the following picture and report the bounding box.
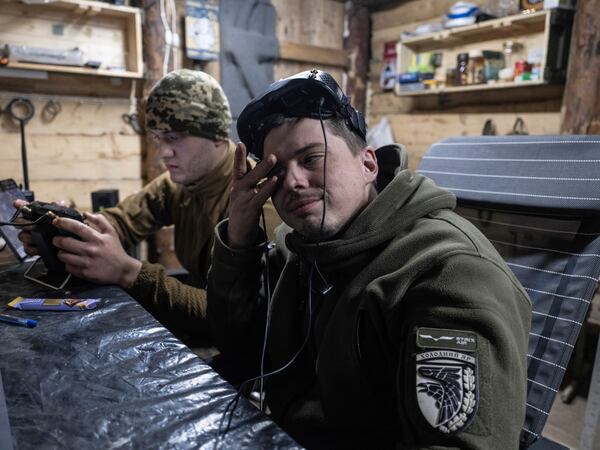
[126,261,162,300]
[213,219,266,269]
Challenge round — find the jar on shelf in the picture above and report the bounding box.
[446,67,457,87]
[482,51,505,81]
[467,49,485,84]
[456,52,469,86]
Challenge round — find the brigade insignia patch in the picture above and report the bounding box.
[415,350,478,434]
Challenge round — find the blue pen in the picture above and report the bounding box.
[0,313,37,328]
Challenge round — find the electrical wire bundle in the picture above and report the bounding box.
[159,0,180,75]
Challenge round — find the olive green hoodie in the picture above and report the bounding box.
[208,144,531,449]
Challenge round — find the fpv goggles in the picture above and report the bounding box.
[237,69,367,160]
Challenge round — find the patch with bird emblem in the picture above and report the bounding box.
[415,348,479,434]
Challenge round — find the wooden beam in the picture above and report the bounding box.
[279,42,347,68]
[140,0,180,270]
[344,1,369,114]
[560,0,600,134]
[371,0,456,31]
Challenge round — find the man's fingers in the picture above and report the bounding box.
[253,176,279,206]
[18,231,33,244]
[57,250,88,268]
[83,212,113,234]
[53,235,88,255]
[233,143,249,180]
[13,199,28,209]
[53,217,94,241]
[238,154,278,189]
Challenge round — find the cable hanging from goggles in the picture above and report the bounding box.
[215,97,332,446]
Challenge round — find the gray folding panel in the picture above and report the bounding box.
[417,135,600,448]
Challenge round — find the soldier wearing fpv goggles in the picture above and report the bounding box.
[207,69,531,449]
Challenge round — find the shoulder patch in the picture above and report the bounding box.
[416,350,478,434]
[417,327,477,352]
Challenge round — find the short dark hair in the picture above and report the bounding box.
[264,115,366,156]
[325,116,367,155]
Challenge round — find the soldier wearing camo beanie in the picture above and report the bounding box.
[145,69,232,141]
[89,69,281,345]
[16,68,279,349]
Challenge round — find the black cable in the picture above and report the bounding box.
[259,207,271,412]
[216,98,331,447]
[8,207,21,223]
[318,98,328,236]
[215,264,316,448]
[0,215,47,227]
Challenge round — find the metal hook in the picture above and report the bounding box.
[122,113,143,135]
[6,97,35,124]
[41,100,62,122]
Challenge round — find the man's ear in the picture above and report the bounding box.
[361,146,378,183]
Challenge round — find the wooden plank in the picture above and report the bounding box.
[0,1,141,76]
[29,179,143,211]
[0,72,134,97]
[370,108,561,172]
[0,95,137,135]
[274,62,343,85]
[54,0,140,16]
[371,0,457,31]
[0,7,128,48]
[400,10,547,52]
[2,134,141,181]
[279,42,347,68]
[396,80,549,96]
[371,83,563,115]
[344,2,369,113]
[273,0,345,81]
[140,0,172,268]
[560,0,600,134]
[272,0,344,48]
[371,18,436,59]
[4,62,140,79]
[127,10,143,76]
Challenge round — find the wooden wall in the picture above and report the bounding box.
[272,0,345,83]
[0,0,346,212]
[0,0,143,211]
[0,91,141,210]
[369,0,563,172]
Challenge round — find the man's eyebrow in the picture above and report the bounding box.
[291,142,325,157]
[154,131,186,139]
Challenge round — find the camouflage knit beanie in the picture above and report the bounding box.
[145,69,232,141]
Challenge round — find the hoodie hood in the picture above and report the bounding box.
[285,144,456,268]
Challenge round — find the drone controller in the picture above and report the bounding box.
[20,201,85,275]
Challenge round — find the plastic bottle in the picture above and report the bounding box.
[456,52,469,86]
[467,49,485,84]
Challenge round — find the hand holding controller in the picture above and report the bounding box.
[19,201,85,273]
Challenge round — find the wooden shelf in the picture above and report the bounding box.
[393,9,575,100]
[4,61,141,79]
[396,80,547,96]
[0,0,143,80]
[400,10,549,52]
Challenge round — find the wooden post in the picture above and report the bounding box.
[560,0,600,134]
[138,0,181,269]
[344,1,369,115]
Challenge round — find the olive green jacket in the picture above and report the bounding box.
[208,145,531,449]
[104,141,279,337]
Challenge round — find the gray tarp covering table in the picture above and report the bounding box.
[0,262,301,449]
